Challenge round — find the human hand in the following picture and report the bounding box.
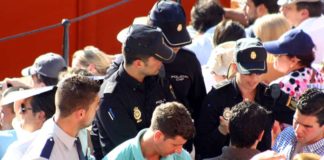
[218,116,229,135]
[224,8,249,27]
[251,150,286,160]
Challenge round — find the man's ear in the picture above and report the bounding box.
[300,8,310,18]
[75,108,86,120]
[256,4,268,17]
[37,111,46,121]
[87,64,97,74]
[153,130,164,142]
[133,59,144,68]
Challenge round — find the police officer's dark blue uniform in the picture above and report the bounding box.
[164,48,206,120]
[194,38,295,159]
[91,24,176,159]
[148,1,207,152]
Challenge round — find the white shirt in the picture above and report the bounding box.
[20,118,88,160]
[2,118,39,160]
[184,26,216,66]
[296,16,324,66]
[2,131,38,160]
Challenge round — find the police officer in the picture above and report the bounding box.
[148,0,206,123]
[97,1,206,154]
[92,24,176,159]
[194,38,295,159]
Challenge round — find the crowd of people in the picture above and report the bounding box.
[0,0,323,159]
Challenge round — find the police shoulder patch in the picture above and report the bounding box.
[213,80,231,90]
[104,80,117,94]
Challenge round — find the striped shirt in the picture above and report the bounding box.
[272,126,324,159]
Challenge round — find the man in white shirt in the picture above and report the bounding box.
[20,75,100,160]
[278,0,324,67]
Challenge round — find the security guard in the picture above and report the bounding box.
[194,38,295,159]
[92,24,176,159]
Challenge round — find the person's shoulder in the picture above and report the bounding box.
[102,70,124,95]
[275,127,295,145]
[2,132,37,160]
[104,139,134,160]
[212,80,232,91]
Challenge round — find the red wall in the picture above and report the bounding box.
[0,0,234,80]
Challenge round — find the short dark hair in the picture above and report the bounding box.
[213,20,246,46]
[55,75,100,118]
[252,0,279,13]
[297,88,324,126]
[33,66,67,86]
[287,51,315,67]
[33,73,58,86]
[122,46,150,66]
[30,89,56,120]
[190,0,225,33]
[229,101,268,148]
[296,1,323,17]
[150,102,195,140]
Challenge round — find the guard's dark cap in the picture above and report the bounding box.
[123,24,175,63]
[235,38,267,74]
[149,0,192,47]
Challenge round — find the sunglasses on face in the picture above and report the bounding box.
[20,103,33,114]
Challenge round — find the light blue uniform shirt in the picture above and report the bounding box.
[103,129,192,160]
[0,130,17,159]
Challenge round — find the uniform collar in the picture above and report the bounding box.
[118,63,145,91]
[43,118,79,151]
[231,77,265,102]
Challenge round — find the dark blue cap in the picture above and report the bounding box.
[149,0,192,47]
[123,24,175,63]
[235,38,267,74]
[263,29,315,56]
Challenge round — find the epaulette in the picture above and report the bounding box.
[103,80,117,94]
[213,80,231,90]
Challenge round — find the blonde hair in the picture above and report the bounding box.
[253,14,291,42]
[72,46,113,76]
[207,41,235,76]
[253,14,291,84]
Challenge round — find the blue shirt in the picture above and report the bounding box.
[272,126,324,159]
[0,130,17,159]
[103,129,192,160]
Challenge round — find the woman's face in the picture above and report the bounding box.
[273,54,296,74]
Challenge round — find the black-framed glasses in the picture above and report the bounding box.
[20,104,33,114]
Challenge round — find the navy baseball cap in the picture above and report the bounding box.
[263,29,314,56]
[21,53,67,78]
[148,0,192,47]
[235,38,267,74]
[123,24,175,63]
